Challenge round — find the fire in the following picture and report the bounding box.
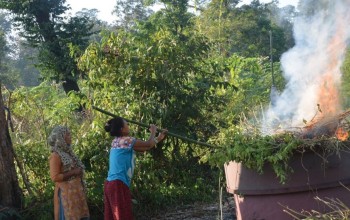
[315,24,345,118]
[308,21,349,138]
[335,127,349,141]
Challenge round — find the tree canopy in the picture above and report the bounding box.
[0,0,95,94]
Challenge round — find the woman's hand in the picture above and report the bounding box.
[157,129,168,142]
[72,167,83,177]
[134,126,167,152]
[62,167,83,181]
[149,124,157,135]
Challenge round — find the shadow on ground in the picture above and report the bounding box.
[145,191,236,220]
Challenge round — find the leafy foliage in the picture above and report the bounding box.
[0,0,95,94]
[195,0,294,59]
[0,206,21,219]
[76,2,229,212]
[6,78,222,218]
[209,129,302,183]
[8,82,91,218]
[341,49,350,108]
[208,118,350,184]
[5,0,347,218]
[113,0,153,29]
[0,12,20,89]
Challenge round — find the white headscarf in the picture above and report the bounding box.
[48,126,85,172]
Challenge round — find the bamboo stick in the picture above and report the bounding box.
[92,106,218,148]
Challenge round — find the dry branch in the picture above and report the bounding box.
[301,109,350,139]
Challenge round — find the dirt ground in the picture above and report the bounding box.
[147,192,236,220]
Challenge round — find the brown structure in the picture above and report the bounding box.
[225,149,350,219]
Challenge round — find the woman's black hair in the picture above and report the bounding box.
[104,117,124,137]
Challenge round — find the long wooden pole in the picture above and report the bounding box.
[92,106,217,148]
[269,30,275,86]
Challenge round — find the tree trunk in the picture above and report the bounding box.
[62,77,84,111]
[34,9,81,96]
[62,77,80,94]
[0,85,22,209]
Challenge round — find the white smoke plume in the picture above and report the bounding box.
[262,0,350,134]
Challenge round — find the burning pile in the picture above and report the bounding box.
[301,110,350,141]
[217,1,350,184]
[262,0,350,142]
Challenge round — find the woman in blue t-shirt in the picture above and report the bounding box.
[103,117,167,220]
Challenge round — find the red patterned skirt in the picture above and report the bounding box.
[104,179,133,220]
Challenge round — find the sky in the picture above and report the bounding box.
[239,0,299,7]
[66,0,116,22]
[66,0,299,23]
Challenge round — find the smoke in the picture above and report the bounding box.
[262,0,350,134]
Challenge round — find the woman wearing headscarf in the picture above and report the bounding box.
[48,125,90,220]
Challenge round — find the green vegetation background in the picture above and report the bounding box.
[1,0,350,219]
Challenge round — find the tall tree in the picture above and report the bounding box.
[0,11,19,89]
[76,8,112,42]
[0,12,22,211]
[0,84,22,210]
[268,3,296,52]
[79,0,229,161]
[341,49,350,108]
[196,0,290,59]
[0,20,8,78]
[297,0,330,17]
[12,39,40,87]
[113,0,152,29]
[0,0,94,94]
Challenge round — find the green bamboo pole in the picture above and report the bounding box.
[92,105,218,148]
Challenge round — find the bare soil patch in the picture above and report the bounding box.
[145,192,236,220]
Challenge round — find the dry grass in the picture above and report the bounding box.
[283,184,350,220]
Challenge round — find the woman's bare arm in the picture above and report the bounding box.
[133,126,167,152]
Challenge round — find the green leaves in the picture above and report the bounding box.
[209,131,302,183]
[75,5,229,212]
[196,0,294,59]
[0,0,95,94]
[0,207,21,219]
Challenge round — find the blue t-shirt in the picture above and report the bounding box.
[107,136,136,187]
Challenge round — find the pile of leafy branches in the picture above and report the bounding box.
[208,125,350,183]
